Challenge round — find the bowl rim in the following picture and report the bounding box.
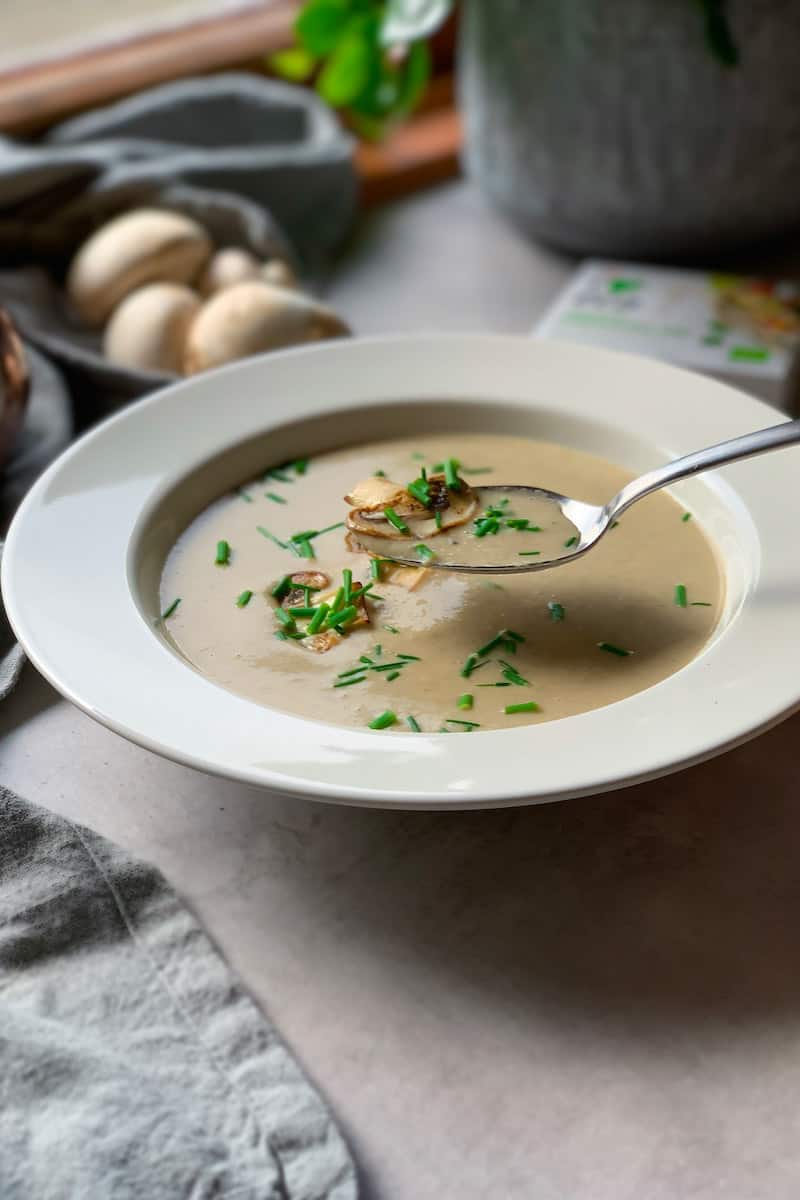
[4,333,799,809]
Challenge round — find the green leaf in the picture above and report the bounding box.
[396,39,431,115]
[317,26,376,107]
[296,0,353,57]
[381,0,453,46]
[269,46,317,82]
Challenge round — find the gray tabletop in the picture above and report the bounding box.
[4,181,800,1200]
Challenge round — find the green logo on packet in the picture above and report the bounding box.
[608,278,642,294]
[729,346,770,363]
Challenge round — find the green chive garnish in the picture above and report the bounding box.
[548,601,565,622]
[415,544,436,563]
[288,606,319,617]
[499,660,529,686]
[293,458,309,475]
[610,520,619,529]
[257,525,288,550]
[329,586,345,615]
[303,603,327,634]
[397,653,420,661]
[237,488,253,502]
[443,458,461,491]
[236,590,253,608]
[271,575,291,599]
[461,466,493,474]
[457,693,473,710]
[406,715,422,732]
[291,539,315,560]
[384,625,399,634]
[386,671,401,682]
[434,511,442,529]
[215,540,231,566]
[265,492,287,504]
[370,558,382,580]
[315,522,345,538]
[690,601,713,607]
[274,607,294,628]
[519,550,541,556]
[368,710,397,730]
[445,718,480,729]
[411,451,426,460]
[161,598,181,619]
[598,642,632,657]
[263,467,292,483]
[564,535,578,548]
[675,583,688,608]
[384,507,410,533]
[329,604,358,628]
[342,568,353,602]
[290,529,317,542]
[274,630,289,641]
[461,654,479,678]
[504,702,540,715]
[334,674,367,688]
[432,459,460,473]
[477,682,511,687]
[407,478,432,507]
[374,469,386,478]
[682,512,692,522]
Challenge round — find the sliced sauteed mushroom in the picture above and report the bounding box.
[345,473,478,543]
[280,570,330,610]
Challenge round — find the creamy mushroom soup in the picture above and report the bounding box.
[160,434,723,733]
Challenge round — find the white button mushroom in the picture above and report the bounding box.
[260,259,297,290]
[183,281,350,375]
[67,208,212,327]
[198,247,263,297]
[103,283,201,374]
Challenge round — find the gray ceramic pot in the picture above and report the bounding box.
[458,0,800,258]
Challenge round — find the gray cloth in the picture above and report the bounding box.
[0,73,356,415]
[0,788,358,1200]
[0,77,360,1198]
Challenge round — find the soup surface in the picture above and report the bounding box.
[160,433,723,733]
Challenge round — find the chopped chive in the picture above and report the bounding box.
[257,525,289,550]
[290,529,317,542]
[499,660,530,686]
[371,661,412,672]
[328,586,345,615]
[368,710,397,730]
[461,654,479,678]
[305,603,329,634]
[691,601,713,607]
[443,458,461,491]
[370,558,382,580]
[477,629,524,658]
[263,468,292,483]
[407,478,432,507]
[315,522,345,538]
[386,671,401,681]
[564,535,578,548]
[415,544,436,563]
[288,606,319,617]
[504,702,540,715]
[265,492,287,504]
[384,624,399,634]
[411,451,426,460]
[374,644,382,657]
[397,653,420,661]
[406,715,422,732]
[432,459,460,473]
[457,693,473,710]
[506,629,525,644]
[519,550,541,556]
[598,642,632,657]
[477,682,512,687]
[682,512,692,522]
[674,583,688,608]
[610,520,619,529]
[338,664,369,679]
[359,655,374,665]
[474,517,500,538]
[285,630,307,640]
[461,466,493,474]
[547,601,565,622]
[274,630,288,641]
[334,674,367,688]
[161,598,181,619]
[374,469,386,478]
[236,590,253,608]
[366,592,385,601]
[445,718,480,730]
[434,510,443,529]
[237,488,253,502]
[293,458,309,476]
[215,540,231,566]
[342,568,353,603]
[291,539,315,560]
[384,507,410,533]
[329,604,359,628]
[274,607,295,628]
[271,575,291,599]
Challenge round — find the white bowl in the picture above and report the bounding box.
[4,335,799,809]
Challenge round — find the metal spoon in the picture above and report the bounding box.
[368,418,800,575]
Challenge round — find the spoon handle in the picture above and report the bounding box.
[607,418,800,520]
